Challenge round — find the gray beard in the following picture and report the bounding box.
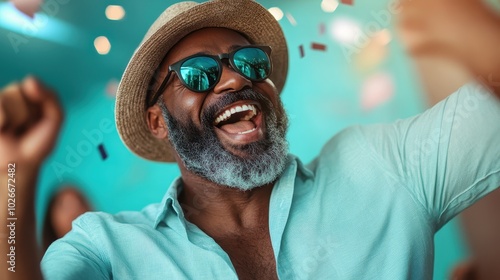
[158,89,289,191]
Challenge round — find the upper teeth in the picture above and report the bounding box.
[214,104,257,125]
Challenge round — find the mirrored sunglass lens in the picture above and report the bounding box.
[233,48,271,80]
[180,57,219,91]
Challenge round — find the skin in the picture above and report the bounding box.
[49,188,91,238]
[397,1,500,278]
[0,77,63,280]
[455,189,500,280]
[146,28,282,211]
[146,27,281,279]
[1,1,499,279]
[397,0,500,96]
[41,187,92,252]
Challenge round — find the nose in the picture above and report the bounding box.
[213,64,252,94]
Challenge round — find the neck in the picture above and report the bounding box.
[178,167,274,236]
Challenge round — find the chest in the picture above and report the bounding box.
[214,229,278,280]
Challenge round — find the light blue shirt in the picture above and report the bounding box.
[42,83,500,279]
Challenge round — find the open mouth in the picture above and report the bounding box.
[212,100,264,144]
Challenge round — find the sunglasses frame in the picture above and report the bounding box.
[148,45,272,107]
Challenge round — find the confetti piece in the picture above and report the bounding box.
[376,29,392,45]
[98,144,108,160]
[268,7,284,21]
[360,72,394,111]
[340,0,354,5]
[311,43,327,51]
[10,0,42,17]
[319,23,326,35]
[106,79,119,97]
[354,30,390,73]
[321,0,339,13]
[299,45,304,58]
[330,17,362,45]
[286,12,297,26]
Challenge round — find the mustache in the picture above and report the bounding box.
[201,88,274,127]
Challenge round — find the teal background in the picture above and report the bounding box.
[0,0,471,278]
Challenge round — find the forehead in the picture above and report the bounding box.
[163,27,252,64]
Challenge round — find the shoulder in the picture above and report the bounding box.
[305,123,405,183]
[73,202,162,232]
[309,125,373,167]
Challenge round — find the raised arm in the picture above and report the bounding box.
[0,77,63,280]
[397,2,500,278]
[398,0,500,97]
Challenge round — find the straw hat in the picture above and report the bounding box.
[115,0,288,162]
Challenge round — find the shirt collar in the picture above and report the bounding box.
[153,176,184,229]
[153,154,313,230]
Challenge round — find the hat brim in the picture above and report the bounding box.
[115,0,288,162]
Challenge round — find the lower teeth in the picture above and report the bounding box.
[238,127,256,135]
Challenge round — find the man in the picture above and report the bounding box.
[1,0,500,279]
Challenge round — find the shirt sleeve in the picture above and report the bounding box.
[357,83,500,230]
[41,213,110,280]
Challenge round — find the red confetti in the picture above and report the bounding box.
[311,43,327,51]
[10,0,42,18]
[299,45,305,58]
[340,0,354,5]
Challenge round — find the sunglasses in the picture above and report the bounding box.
[148,45,272,106]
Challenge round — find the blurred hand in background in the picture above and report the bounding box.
[397,0,500,97]
[397,0,494,59]
[397,1,500,279]
[0,76,62,280]
[0,76,63,170]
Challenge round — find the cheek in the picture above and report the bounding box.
[257,79,282,108]
[166,92,204,122]
[260,79,279,94]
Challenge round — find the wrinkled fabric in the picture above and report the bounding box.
[42,83,500,279]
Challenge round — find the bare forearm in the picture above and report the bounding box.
[0,77,62,279]
[0,165,43,280]
[463,9,500,96]
[460,188,500,280]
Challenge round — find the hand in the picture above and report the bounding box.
[0,76,63,170]
[0,77,60,280]
[450,260,477,280]
[396,0,496,60]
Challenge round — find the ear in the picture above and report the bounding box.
[146,104,168,139]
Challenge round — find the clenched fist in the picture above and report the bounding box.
[397,0,493,57]
[0,76,63,170]
[396,0,500,96]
